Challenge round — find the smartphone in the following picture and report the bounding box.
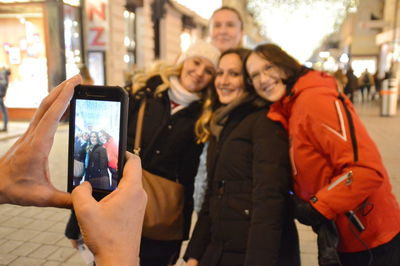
[68,85,128,200]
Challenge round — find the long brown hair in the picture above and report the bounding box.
[195,48,263,143]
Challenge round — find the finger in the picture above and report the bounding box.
[72,181,97,212]
[34,75,82,146]
[118,152,143,189]
[30,75,81,130]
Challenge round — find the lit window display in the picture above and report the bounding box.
[0,5,48,108]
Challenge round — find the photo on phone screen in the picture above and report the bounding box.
[72,99,121,191]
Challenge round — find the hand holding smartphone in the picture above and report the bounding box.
[68,85,128,200]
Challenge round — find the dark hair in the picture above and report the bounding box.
[220,48,253,93]
[99,130,112,141]
[211,6,244,30]
[246,44,309,94]
[89,131,99,144]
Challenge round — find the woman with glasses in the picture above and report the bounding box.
[184,48,300,266]
[245,43,400,266]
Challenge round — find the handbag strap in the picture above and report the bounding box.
[133,96,147,156]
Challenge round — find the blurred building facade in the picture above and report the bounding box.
[0,0,211,119]
[315,0,400,87]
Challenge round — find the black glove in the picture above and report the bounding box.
[290,194,342,266]
[291,194,326,227]
[315,220,342,266]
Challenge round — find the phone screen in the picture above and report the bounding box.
[72,99,121,191]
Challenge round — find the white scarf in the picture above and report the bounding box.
[168,76,200,114]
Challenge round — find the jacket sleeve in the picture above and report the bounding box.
[177,136,203,240]
[300,93,386,219]
[244,114,292,266]
[183,144,212,261]
[183,181,212,262]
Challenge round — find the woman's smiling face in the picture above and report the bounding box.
[246,53,287,102]
[215,53,245,105]
[179,56,215,93]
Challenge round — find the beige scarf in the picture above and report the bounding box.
[210,93,253,141]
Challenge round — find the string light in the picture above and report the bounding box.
[247,0,359,62]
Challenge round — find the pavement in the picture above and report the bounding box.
[0,121,31,141]
[0,99,399,265]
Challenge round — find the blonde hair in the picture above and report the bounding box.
[131,61,183,96]
[195,88,218,143]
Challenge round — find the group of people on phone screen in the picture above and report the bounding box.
[73,129,118,190]
[62,6,400,266]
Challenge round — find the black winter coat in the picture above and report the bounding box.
[184,100,300,266]
[127,75,203,241]
[85,144,109,179]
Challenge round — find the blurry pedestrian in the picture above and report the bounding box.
[359,68,373,102]
[0,66,11,132]
[344,67,358,102]
[373,71,382,100]
[245,43,400,266]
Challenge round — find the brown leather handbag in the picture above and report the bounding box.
[133,96,184,241]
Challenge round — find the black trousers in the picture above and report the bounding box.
[339,233,400,266]
[140,237,182,266]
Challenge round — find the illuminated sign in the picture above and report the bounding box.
[86,0,108,50]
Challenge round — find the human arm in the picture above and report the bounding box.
[193,143,208,213]
[183,141,213,262]
[0,75,82,208]
[244,113,292,266]
[299,93,386,219]
[72,152,147,266]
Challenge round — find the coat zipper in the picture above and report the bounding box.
[327,171,353,191]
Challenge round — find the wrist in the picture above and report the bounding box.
[95,252,138,266]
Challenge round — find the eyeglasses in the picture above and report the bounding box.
[247,64,275,85]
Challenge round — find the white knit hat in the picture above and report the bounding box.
[177,40,221,68]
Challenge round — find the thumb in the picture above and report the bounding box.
[119,152,143,189]
[72,182,97,212]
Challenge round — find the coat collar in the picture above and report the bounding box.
[267,70,338,130]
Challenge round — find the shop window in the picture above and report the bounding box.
[0,3,48,108]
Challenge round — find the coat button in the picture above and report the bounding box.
[155,150,160,155]
[167,125,172,130]
[244,209,250,215]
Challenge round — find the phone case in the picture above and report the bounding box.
[67,85,128,200]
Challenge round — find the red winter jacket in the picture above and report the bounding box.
[268,70,400,252]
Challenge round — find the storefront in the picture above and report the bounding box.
[0,0,83,120]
